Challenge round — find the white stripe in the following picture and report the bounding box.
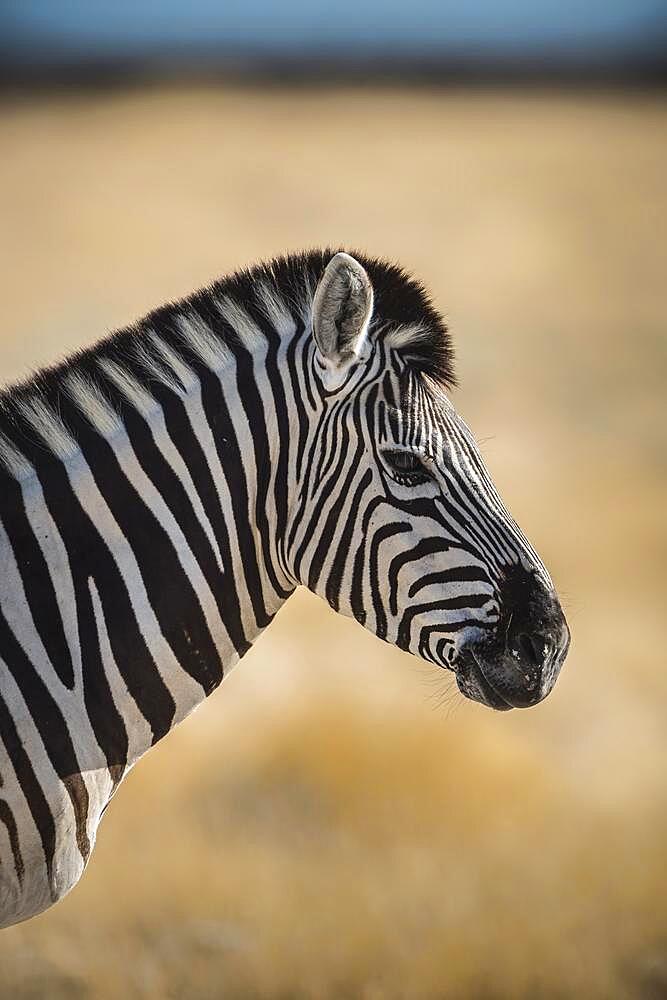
[97,358,157,419]
[0,516,106,771]
[95,429,234,674]
[61,451,206,723]
[133,340,186,396]
[147,331,198,391]
[16,396,78,461]
[20,478,83,685]
[385,322,432,350]
[0,654,85,904]
[63,371,122,437]
[216,296,265,352]
[0,432,32,481]
[256,282,296,337]
[139,402,225,574]
[88,578,153,765]
[179,385,258,639]
[176,311,234,372]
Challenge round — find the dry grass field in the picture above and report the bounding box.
[0,84,665,998]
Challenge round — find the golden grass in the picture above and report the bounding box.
[3,676,667,999]
[0,84,665,998]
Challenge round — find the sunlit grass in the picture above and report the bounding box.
[2,678,666,998]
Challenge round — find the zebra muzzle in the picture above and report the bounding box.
[455,584,570,711]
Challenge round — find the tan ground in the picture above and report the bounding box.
[0,85,665,999]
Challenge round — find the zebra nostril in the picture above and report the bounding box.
[515,631,545,667]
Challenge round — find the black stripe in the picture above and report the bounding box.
[159,390,250,656]
[197,364,272,630]
[71,425,224,697]
[368,521,413,640]
[119,401,246,660]
[287,405,328,568]
[236,349,293,602]
[0,686,56,895]
[0,608,91,862]
[306,403,365,594]
[325,468,373,610]
[399,610,494,650]
[159,388,249,655]
[285,323,311,481]
[408,566,491,599]
[0,799,25,888]
[246,300,295,578]
[37,458,175,754]
[1,480,74,689]
[388,538,461,618]
[0,764,25,889]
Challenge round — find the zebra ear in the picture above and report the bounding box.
[312,252,374,390]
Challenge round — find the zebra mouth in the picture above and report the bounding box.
[454,650,514,712]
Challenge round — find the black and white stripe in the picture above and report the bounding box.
[0,249,567,928]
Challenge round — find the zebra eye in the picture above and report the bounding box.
[382,449,432,486]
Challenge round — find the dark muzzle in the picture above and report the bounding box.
[456,565,570,711]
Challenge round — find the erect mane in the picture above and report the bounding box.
[248,248,455,388]
[0,249,454,478]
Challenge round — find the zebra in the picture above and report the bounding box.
[0,249,570,928]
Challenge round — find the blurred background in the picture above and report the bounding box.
[0,3,666,998]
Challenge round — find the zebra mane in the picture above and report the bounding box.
[234,248,454,386]
[0,249,454,479]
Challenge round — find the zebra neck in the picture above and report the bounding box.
[0,322,305,779]
[69,342,299,743]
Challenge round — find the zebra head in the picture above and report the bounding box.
[288,251,570,711]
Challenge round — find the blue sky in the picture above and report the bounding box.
[2,0,665,59]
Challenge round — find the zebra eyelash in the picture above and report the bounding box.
[381,448,433,486]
